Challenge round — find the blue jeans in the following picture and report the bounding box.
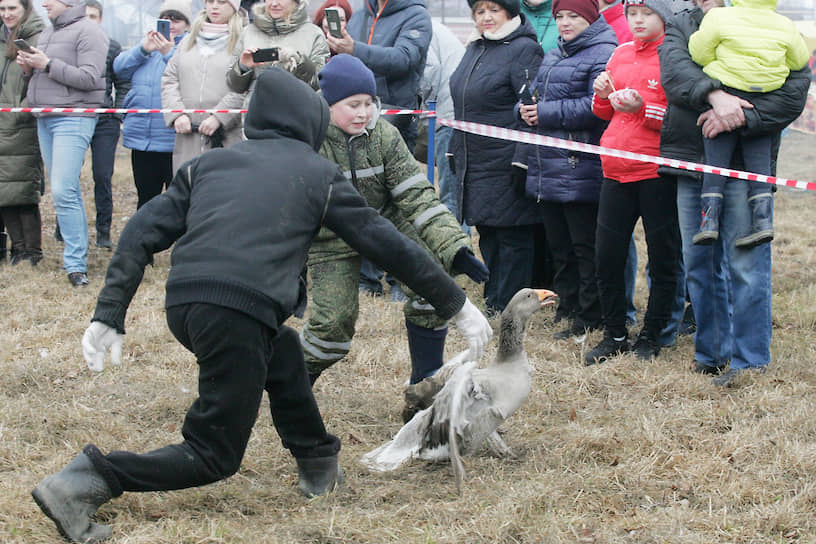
[624,236,638,326]
[677,175,771,370]
[38,116,97,273]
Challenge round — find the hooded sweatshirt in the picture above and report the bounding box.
[688,0,809,93]
[92,68,466,334]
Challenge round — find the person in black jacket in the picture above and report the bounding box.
[657,0,809,386]
[449,0,545,314]
[83,0,130,249]
[30,68,492,544]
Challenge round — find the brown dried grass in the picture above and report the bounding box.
[2,133,816,543]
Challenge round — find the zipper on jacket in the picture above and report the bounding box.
[459,43,486,187]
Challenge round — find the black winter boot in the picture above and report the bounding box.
[693,195,722,246]
[736,193,774,248]
[0,231,6,262]
[295,455,344,497]
[31,448,115,542]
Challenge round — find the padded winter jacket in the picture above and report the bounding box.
[345,0,431,108]
[448,16,544,227]
[91,68,466,334]
[658,7,811,179]
[114,36,183,153]
[309,118,471,273]
[688,0,809,93]
[592,36,666,183]
[226,1,328,97]
[523,17,617,203]
[25,4,108,117]
[0,13,44,206]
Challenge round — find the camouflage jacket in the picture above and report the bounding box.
[308,118,471,273]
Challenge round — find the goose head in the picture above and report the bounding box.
[498,288,558,359]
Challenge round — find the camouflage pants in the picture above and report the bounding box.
[301,255,448,375]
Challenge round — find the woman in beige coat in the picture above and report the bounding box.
[161,0,245,171]
[226,0,328,101]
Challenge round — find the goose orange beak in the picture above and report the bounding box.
[534,289,558,306]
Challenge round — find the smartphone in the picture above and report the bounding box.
[518,83,535,105]
[324,7,343,39]
[252,47,280,63]
[156,18,171,40]
[14,38,34,53]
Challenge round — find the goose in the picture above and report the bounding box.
[360,288,558,492]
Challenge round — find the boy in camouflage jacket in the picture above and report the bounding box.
[303,55,489,395]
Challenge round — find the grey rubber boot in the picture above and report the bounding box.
[735,193,774,248]
[31,451,114,543]
[295,455,344,498]
[693,195,722,246]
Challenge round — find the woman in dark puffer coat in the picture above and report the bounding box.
[518,0,617,339]
[449,0,544,313]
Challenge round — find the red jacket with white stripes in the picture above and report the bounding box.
[592,36,666,183]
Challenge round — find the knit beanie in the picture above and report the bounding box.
[318,54,377,105]
[467,0,520,18]
[224,0,241,14]
[552,0,599,23]
[624,0,673,23]
[159,0,193,24]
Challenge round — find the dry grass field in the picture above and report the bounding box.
[1,131,816,543]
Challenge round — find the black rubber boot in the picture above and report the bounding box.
[31,449,115,542]
[406,322,447,385]
[295,455,344,498]
[0,231,6,262]
[736,193,774,248]
[693,195,721,246]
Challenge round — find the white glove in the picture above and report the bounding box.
[82,321,124,372]
[452,297,492,361]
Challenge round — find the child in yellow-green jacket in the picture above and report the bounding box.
[688,0,809,249]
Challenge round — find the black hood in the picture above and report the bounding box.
[243,67,330,152]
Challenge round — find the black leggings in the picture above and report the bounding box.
[131,149,174,209]
[595,177,681,338]
[101,304,340,492]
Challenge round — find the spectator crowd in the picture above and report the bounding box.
[3,0,811,540]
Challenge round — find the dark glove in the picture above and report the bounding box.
[511,162,528,197]
[452,247,489,283]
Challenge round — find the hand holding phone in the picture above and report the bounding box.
[324,8,344,39]
[518,83,536,106]
[252,48,280,63]
[156,18,171,40]
[14,39,34,53]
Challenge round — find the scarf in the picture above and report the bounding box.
[196,22,229,57]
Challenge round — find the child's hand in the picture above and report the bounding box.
[609,88,642,113]
[593,71,615,99]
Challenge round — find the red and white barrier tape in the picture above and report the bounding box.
[2,106,809,190]
[0,107,430,115]
[438,118,816,192]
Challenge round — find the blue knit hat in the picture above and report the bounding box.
[318,54,377,106]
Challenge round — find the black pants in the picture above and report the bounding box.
[131,149,174,209]
[0,204,42,259]
[101,304,340,492]
[89,116,120,234]
[539,201,601,327]
[595,177,680,338]
[478,224,534,312]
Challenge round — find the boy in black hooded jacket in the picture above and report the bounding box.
[30,68,491,543]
